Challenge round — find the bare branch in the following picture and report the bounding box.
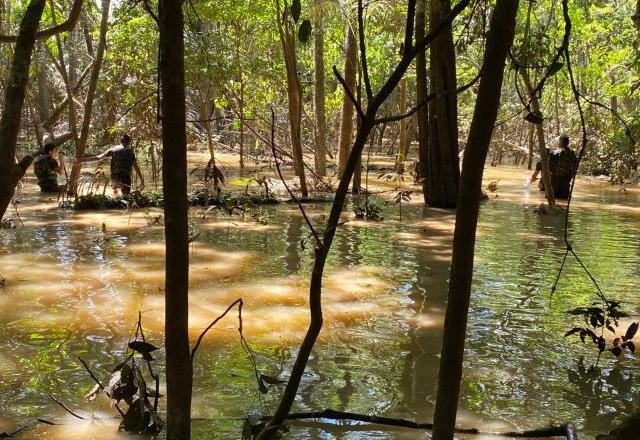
[357,0,372,100]
[578,93,636,145]
[77,357,125,418]
[333,65,365,119]
[0,0,83,43]
[269,109,322,246]
[403,0,417,53]
[374,70,482,125]
[412,0,472,58]
[191,298,243,360]
[141,0,159,25]
[48,394,86,420]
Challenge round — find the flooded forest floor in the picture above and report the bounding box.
[1,151,640,439]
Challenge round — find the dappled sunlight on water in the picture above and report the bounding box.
[1,163,640,439]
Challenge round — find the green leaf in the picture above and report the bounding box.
[291,0,301,22]
[298,19,312,43]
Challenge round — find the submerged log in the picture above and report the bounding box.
[257,408,578,439]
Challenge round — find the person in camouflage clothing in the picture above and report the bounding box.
[530,134,578,199]
[78,134,145,195]
[33,142,65,193]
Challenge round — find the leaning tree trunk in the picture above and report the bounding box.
[416,0,429,194]
[431,1,520,438]
[0,0,46,219]
[426,0,460,208]
[68,0,110,195]
[313,1,328,177]
[159,0,193,439]
[336,23,357,180]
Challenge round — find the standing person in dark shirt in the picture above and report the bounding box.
[529,134,578,199]
[78,134,145,195]
[33,142,65,193]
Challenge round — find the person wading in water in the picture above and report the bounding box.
[77,134,145,196]
[529,134,578,199]
[33,142,66,193]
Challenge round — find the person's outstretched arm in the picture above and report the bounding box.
[78,148,111,163]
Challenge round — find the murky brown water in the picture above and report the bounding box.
[1,160,639,439]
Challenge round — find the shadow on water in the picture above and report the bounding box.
[1,168,640,439]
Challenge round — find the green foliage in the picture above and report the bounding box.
[353,197,383,221]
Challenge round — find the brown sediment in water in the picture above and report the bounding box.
[1,155,639,439]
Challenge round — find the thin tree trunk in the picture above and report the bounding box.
[426,0,460,208]
[239,72,245,169]
[395,77,408,172]
[522,71,555,207]
[416,0,429,192]
[159,0,193,438]
[313,1,328,177]
[277,3,308,196]
[431,1,519,438]
[337,23,357,179]
[0,0,46,219]
[68,0,110,195]
[527,122,534,170]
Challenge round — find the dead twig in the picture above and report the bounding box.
[77,357,125,418]
[48,394,86,420]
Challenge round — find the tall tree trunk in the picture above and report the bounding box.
[0,0,46,219]
[68,0,110,195]
[336,23,357,179]
[431,1,519,438]
[416,0,429,195]
[239,73,245,169]
[313,1,327,177]
[159,0,193,438]
[527,122,534,170]
[277,4,308,196]
[426,0,460,208]
[395,77,408,172]
[522,71,555,207]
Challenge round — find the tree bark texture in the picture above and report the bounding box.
[426,0,460,208]
[313,1,328,177]
[395,77,409,172]
[277,4,308,196]
[431,1,520,439]
[336,23,357,180]
[0,0,46,219]
[522,71,555,207]
[159,0,193,439]
[415,0,429,198]
[68,0,111,195]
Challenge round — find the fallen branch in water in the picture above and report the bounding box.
[0,418,57,439]
[260,409,578,438]
[48,394,86,420]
